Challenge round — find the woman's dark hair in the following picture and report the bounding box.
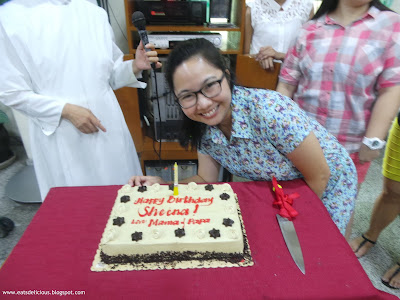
[313,0,392,20]
[165,38,234,150]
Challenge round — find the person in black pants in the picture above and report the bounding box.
[0,122,15,169]
[0,217,14,238]
[0,120,16,238]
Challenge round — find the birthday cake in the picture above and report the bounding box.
[91,182,252,271]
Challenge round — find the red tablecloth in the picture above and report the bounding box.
[0,180,396,299]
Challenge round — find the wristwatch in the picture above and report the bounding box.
[362,137,386,150]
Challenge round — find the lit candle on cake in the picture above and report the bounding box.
[173,162,179,195]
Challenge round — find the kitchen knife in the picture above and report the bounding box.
[276,214,305,274]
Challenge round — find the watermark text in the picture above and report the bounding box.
[2,290,86,296]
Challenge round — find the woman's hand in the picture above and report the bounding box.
[259,57,275,70]
[358,144,381,163]
[256,46,277,59]
[255,46,285,70]
[132,41,162,74]
[128,175,166,187]
[361,85,400,163]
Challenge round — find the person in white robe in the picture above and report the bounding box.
[0,0,161,201]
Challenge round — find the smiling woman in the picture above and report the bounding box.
[172,59,232,136]
[128,38,359,237]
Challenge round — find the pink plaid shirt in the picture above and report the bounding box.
[279,6,400,153]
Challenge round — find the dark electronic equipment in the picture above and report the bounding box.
[134,1,207,25]
[151,72,183,141]
[210,0,232,22]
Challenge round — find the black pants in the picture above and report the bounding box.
[0,124,13,163]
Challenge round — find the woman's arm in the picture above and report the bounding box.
[286,132,330,198]
[276,81,297,99]
[255,46,285,70]
[243,7,253,55]
[359,85,400,162]
[256,46,286,61]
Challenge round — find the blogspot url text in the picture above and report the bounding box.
[2,290,86,296]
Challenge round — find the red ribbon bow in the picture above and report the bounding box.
[272,177,300,220]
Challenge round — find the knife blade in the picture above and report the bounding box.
[276,214,305,274]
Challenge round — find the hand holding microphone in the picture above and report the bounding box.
[132,11,161,71]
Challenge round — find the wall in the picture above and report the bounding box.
[67,1,128,54]
[107,0,129,54]
[89,0,129,53]
[385,0,400,13]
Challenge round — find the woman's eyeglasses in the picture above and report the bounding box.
[176,74,225,109]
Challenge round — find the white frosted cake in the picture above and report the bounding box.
[92,182,251,271]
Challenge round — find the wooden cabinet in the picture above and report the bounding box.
[118,0,247,173]
[124,0,246,54]
[235,55,281,90]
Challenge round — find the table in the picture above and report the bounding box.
[0,180,396,299]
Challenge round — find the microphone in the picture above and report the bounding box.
[132,11,151,53]
[132,11,155,69]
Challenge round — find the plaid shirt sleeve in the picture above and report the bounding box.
[278,22,315,86]
[376,15,400,90]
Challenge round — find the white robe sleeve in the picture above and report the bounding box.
[108,26,147,90]
[0,22,65,136]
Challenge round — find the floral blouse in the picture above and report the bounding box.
[198,85,350,182]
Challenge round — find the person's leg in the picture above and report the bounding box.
[345,153,371,241]
[344,211,354,241]
[349,177,400,257]
[366,177,400,238]
[382,262,400,289]
[349,116,400,256]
